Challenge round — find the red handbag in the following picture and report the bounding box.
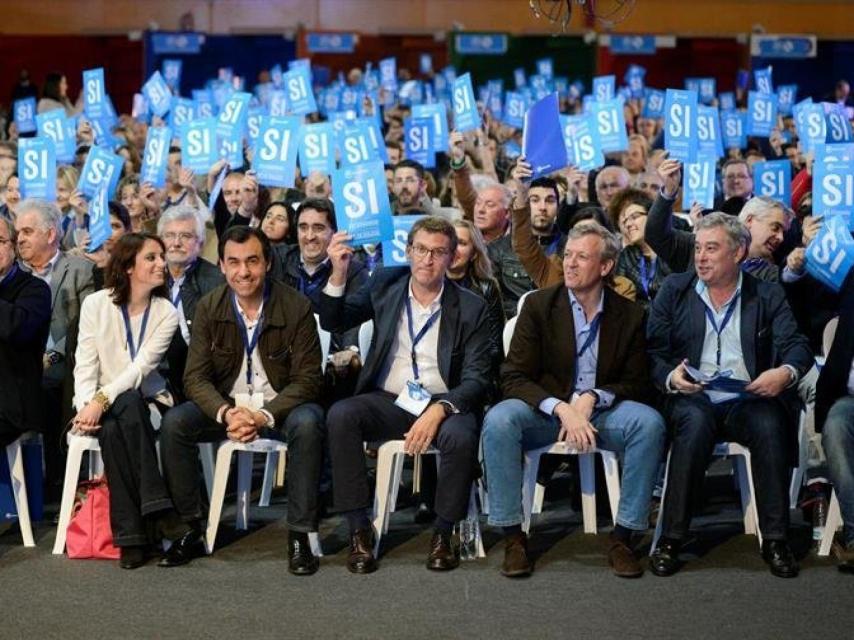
[65,477,120,560]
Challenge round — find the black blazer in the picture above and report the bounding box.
[501,284,654,410]
[0,268,51,436]
[815,271,854,433]
[319,268,493,415]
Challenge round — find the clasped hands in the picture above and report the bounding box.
[554,393,598,452]
[225,406,267,443]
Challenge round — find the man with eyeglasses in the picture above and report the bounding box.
[320,216,494,574]
[721,159,754,202]
[157,205,224,398]
[0,216,52,448]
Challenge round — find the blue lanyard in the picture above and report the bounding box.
[364,251,379,274]
[0,264,18,289]
[638,256,657,299]
[121,303,152,360]
[405,297,441,381]
[703,293,740,366]
[544,235,561,257]
[230,289,268,388]
[576,312,602,359]
[169,278,182,308]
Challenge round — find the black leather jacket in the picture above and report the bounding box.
[488,234,535,318]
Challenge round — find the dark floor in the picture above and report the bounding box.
[2,466,853,640]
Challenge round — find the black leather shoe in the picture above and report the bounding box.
[650,539,681,577]
[288,531,319,576]
[119,546,147,570]
[501,532,533,578]
[158,530,204,568]
[348,529,377,574]
[762,540,799,578]
[426,531,460,571]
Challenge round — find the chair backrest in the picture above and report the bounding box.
[358,320,374,360]
[516,289,535,315]
[314,314,332,373]
[502,315,518,354]
[823,317,839,357]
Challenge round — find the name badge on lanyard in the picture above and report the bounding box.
[394,297,441,416]
[231,289,268,407]
[704,293,739,370]
[121,303,151,360]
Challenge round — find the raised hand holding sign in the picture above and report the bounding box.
[332,160,394,246]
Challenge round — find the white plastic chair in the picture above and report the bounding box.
[522,442,621,535]
[371,440,485,558]
[52,432,104,554]
[204,437,322,556]
[818,490,843,557]
[651,441,761,554]
[5,432,39,547]
[788,411,809,507]
[515,289,535,316]
[358,320,374,359]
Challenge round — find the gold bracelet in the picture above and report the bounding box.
[92,390,111,412]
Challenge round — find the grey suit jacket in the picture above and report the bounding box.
[42,252,95,356]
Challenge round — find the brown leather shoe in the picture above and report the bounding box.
[501,532,533,578]
[608,536,643,578]
[347,529,377,574]
[426,531,460,571]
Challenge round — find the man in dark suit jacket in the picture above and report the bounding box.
[647,212,813,578]
[816,270,854,573]
[0,217,51,446]
[157,206,225,399]
[483,220,665,579]
[159,226,325,575]
[320,216,493,574]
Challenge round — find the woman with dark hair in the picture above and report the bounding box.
[38,72,79,116]
[71,232,187,569]
[260,201,293,245]
[608,188,671,306]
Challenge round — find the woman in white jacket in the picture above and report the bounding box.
[72,232,189,568]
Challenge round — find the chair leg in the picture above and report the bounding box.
[236,451,253,530]
[372,444,398,557]
[53,438,88,554]
[650,449,672,555]
[389,452,406,514]
[600,451,621,527]
[7,440,35,547]
[789,411,808,508]
[412,453,422,495]
[275,451,286,487]
[259,451,277,507]
[469,485,486,559]
[205,443,236,555]
[735,454,762,547]
[578,452,597,534]
[309,531,323,557]
[532,483,546,515]
[89,449,104,478]
[198,443,216,501]
[521,452,542,534]
[818,491,842,557]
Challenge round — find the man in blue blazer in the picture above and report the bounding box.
[320,216,494,574]
[647,212,813,578]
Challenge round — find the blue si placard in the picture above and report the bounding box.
[246,106,264,145]
[664,89,699,162]
[36,109,74,163]
[284,65,317,115]
[591,99,627,153]
[523,93,567,180]
[624,65,646,98]
[746,91,777,137]
[642,89,665,119]
[140,126,172,188]
[78,146,123,199]
[719,92,736,112]
[777,84,797,116]
[83,68,107,119]
[412,103,448,152]
[142,70,172,117]
[536,58,554,80]
[332,160,394,245]
[13,98,36,134]
[382,215,424,267]
[697,105,724,159]
[593,76,615,103]
[754,66,774,95]
[181,117,218,173]
[753,159,792,206]
[379,58,397,93]
[162,59,182,92]
[339,123,378,167]
[826,106,853,144]
[17,138,56,201]
[721,111,747,150]
[452,73,480,132]
[86,183,111,253]
[217,92,251,169]
[813,144,854,224]
[805,215,854,291]
[169,98,194,136]
[252,116,300,188]
[502,91,526,129]
[560,114,604,172]
[682,155,716,210]
[794,100,825,153]
[404,117,436,169]
[299,122,335,175]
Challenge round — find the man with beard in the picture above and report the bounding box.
[392,160,432,215]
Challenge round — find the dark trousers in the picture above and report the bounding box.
[159,401,325,533]
[326,391,479,523]
[42,363,66,486]
[97,391,174,547]
[661,394,792,541]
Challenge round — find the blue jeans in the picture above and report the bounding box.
[822,395,854,545]
[482,398,666,530]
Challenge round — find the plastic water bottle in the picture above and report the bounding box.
[457,513,479,560]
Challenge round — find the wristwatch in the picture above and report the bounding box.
[436,400,457,417]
